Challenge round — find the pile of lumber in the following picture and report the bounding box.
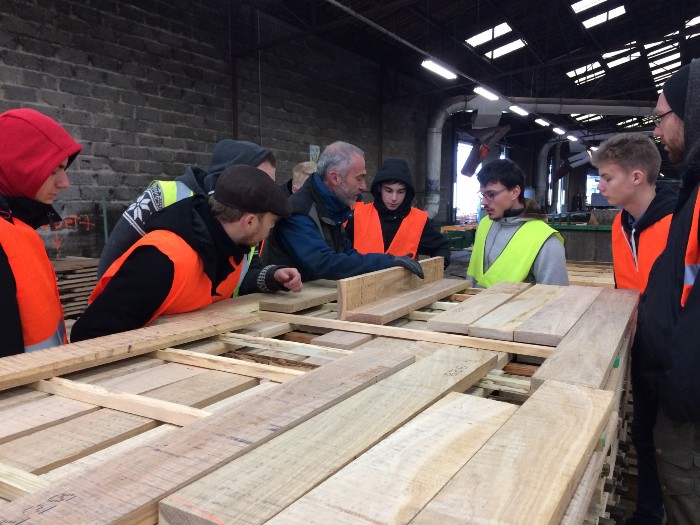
[0,259,638,524]
[567,261,615,288]
[51,257,99,319]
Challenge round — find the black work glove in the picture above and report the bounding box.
[393,255,424,279]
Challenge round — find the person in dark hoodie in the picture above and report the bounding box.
[631,60,700,525]
[467,158,568,287]
[97,140,276,278]
[345,158,450,268]
[593,132,676,525]
[0,108,82,356]
[261,141,424,281]
[71,166,302,342]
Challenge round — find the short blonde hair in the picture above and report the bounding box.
[292,161,316,188]
[591,133,661,185]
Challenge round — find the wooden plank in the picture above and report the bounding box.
[0,303,256,392]
[266,394,516,525]
[259,311,553,358]
[514,285,602,345]
[151,348,304,383]
[468,284,564,341]
[0,346,415,524]
[0,464,49,501]
[531,288,638,390]
[411,380,614,525]
[426,281,531,334]
[220,333,352,361]
[309,331,372,350]
[337,257,443,319]
[343,279,468,325]
[259,283,337,313]
[159,346,497,525]
[30,378,212,426]
[239,320,295,337]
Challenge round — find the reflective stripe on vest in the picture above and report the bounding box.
[352,203,427,257]
[151,180,195,208]
[681,191,700,306]
[612,212,672,293]
[91,230,246,325]
[0,217,66,351]
[467,217,564,288]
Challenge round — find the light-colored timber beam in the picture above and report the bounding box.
[258,311,553,358]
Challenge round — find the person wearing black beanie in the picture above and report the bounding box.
[631,58,700,525]
[345,158,451,268]
[97,139,276,278]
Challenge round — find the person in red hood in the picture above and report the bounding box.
[0,108,82,356]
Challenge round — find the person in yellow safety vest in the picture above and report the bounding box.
[346,158,450,268]
[97,140,276,279]
[71,166,302,342]
[467,158,568,288]
[0,108,82,356]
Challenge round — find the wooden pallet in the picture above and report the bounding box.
[0,265,637,524]
[567,261,615,288]
[51,257,99,319]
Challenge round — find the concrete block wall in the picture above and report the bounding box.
[1,1,451,259]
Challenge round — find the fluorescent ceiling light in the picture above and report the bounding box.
[571,0,606,14]
[582,6,625,29]
[535,118,550,127]
[421,59,457,80]
[553,127,566,135]
[509,105,529,116]
[466,23,512,47]
[487,39,527,59]
[567,135,579,142]
[473,86,500,101]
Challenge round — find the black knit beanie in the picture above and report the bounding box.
[663,64,691,121]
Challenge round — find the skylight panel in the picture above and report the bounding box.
[603,43,636,59]
[486,39,527,59]
[466,23,512,47]
[617,118,639,128]
[566,61,602,78]
[651,61,681,77]
[607,52,640,68]
[688,16,700,27]
[573,114,603,122]
[650,52,681,67]
[582,6,625,29]
[566,61,605,83]
[646,43,677,57]
[571,0,606,14]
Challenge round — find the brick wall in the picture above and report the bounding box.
[0,1,451,259]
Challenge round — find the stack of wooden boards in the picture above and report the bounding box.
[0,258,638,524]
[567,261,615,288]
[51,257,99,319]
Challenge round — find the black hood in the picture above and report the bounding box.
[203,140,270,194]
[620,183,677,235]
[145,195,246,295]
[370,158,415,219]
[677,59,700,207]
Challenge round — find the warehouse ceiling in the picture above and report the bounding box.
[236,0,700,140]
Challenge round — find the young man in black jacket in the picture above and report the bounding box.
[345,158,450,268]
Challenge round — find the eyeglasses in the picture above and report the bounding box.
[651,109,674,127]
[477,188,507,200]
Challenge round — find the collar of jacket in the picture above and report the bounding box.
[312,174,353,224]
[0,195,62,229]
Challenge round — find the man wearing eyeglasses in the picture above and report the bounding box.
[466,158,568,287]
[631,60,700,525]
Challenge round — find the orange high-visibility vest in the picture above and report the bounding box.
[0,217,66,351]
[90,230,247,326]
[352,203,427,258]
[681,192,700,307]
[612,212,672,293]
